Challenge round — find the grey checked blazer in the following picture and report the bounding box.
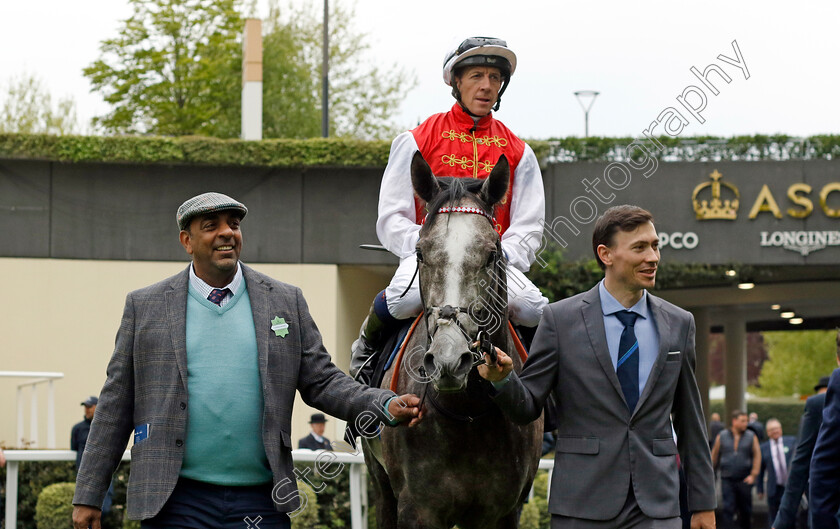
[73,265,396,519]
[493,285,716,520]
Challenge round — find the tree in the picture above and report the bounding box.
[258,1,414,139]
[751,330,838,397]
[85,0,412,139]
[83,0,243,135]
[0,72,78,134]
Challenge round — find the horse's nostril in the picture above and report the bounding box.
[423,353,437,378]
[455,351,473,377]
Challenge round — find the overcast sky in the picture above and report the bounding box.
[2,0,838,139]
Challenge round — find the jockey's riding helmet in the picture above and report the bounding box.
[443,37,517,111]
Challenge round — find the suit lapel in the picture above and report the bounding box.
[243,264,271,375]
[634,294,671,417]
[580,286,626,404]
[165,267,190,388]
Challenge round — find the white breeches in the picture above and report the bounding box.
[384,256,548,327]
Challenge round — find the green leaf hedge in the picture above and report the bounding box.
[3,133,839,167]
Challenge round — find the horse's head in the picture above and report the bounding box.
[411,151,510,392]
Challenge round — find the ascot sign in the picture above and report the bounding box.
[692,170,840,256]
[692,170,840,220]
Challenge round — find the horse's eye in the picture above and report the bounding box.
[416,249,424,263]
[486,251,497,267]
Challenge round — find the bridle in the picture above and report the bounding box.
[404,204,508,422]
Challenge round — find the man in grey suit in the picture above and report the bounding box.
[479,205,716,528]
[72,192,421,529]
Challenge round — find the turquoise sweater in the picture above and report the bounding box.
[180,284,272,485]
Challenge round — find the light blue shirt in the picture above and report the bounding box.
[598,280,659,398]
[189,262,243,308]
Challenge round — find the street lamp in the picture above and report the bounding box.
[574,90,600,137]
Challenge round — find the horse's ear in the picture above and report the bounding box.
[480,155,510,206]
[411,151,441,203]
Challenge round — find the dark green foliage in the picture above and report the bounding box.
[290,480,320,528]
[35,482,75,529]
[81,0,411,139]
[0,461,76,529]
[291,461,351,529]
[526,244,602,303]
[83,0,244,136]
[752,330,839,397]
[0,133,392,167]
[0,460,131,529]
[519,470,551,529]
[3,134,839,167]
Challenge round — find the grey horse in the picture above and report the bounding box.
[363,152,543,529]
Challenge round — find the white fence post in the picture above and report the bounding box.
[47,379,56,448]
[1,371,64,448]
[29,386,39,447]
[5,460,19,529]
[349,462,363,529]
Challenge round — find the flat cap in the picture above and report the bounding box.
[177,192,247,230]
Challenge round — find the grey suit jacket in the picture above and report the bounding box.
[73,264,396,519]
[493,285,716,520]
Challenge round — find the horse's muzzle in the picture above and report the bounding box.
[424,349,473,392]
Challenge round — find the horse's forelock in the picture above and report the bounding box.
[423,177,490,228]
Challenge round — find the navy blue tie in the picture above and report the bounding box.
[208,288,230,306]
[614,311,640,412]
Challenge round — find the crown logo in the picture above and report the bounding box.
[692,170,740,220]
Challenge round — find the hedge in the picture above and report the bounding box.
[525,243,788,304]
[3,133,840,167]
[0,460,131,529]
[35,482,75,529]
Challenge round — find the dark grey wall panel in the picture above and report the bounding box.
[0,161,51,257]
[6,158,840,266]
[49,163,304,262]
[302,167,397,265]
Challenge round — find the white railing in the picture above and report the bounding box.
[3,449,554,529]
[0,371,64,449]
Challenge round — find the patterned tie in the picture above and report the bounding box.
[776,440,787,484]
[614,310,640,412]
[207,288,230,306]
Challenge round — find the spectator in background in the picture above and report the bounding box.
[809,366,840,529]
[710,412,725,449]
[758,418,795,527]
[70,396,98,470]
[71,396,114,515]
[298,413,333,451]
[773,335,840,529]
[749,412,768,443]
[712,410,762,529]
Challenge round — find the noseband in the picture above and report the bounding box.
[409,205,508,421]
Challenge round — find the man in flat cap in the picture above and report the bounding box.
[72,192,421,529]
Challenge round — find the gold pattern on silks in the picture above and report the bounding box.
[441,155,496,174]
[440,130,508,147]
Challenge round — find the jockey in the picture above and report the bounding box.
[350,36,548,377]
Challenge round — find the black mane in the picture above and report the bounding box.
[422,176,490,226]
